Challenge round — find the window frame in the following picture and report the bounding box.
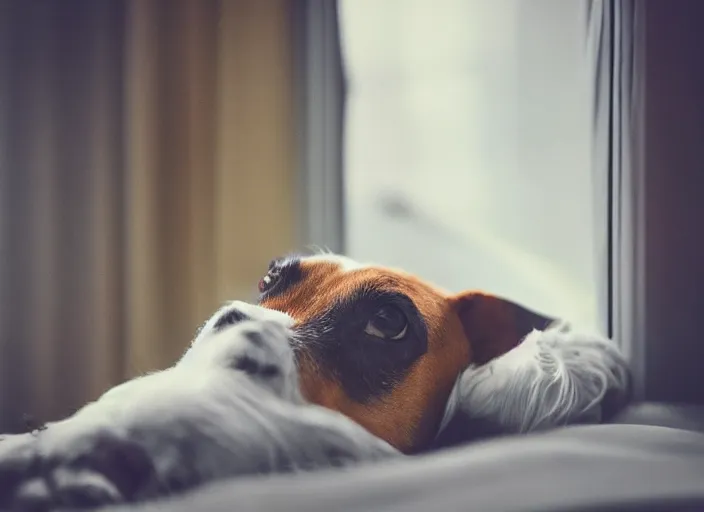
[298,0,704,405]
[291,0,346,254]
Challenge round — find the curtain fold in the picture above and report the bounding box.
[637,0,704,404]
[610,0,647,400]
[590,0,646,399]
[586,0,612,338]
[0,0,298,432]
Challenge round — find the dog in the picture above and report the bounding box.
[0,253,629,508]
[257,252,631,452]
[0,302,398,510]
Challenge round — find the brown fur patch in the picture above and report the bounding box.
[451,291,554,365]
[261,261,471,451]
[260,258,550,452]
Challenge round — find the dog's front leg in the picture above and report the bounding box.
[0,303,301,509]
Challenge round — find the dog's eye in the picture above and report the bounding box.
[364,305,408,341]
[258,268,280,293]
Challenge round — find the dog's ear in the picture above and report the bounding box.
[450,291,555,365]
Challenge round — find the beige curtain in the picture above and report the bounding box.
[0,0,298,432]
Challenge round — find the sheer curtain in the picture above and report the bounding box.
[340,0,602,331]
[0,0,297,432]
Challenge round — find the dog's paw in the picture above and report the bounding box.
[195,301,293,341]
[0,433,40,509]
[182,301,292,360]
[179,302,300,402]
[0,429,157,510]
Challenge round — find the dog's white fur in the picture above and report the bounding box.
[439,321,631,436]
[0,302,398,509]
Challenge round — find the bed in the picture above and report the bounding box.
[103,404,704,512]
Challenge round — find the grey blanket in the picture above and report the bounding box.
[105,424,704,512]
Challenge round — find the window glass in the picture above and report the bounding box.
[340,0,600,331]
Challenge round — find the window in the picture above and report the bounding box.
[340,0,603,332]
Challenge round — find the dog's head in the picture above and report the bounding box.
[257,253,554,453]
